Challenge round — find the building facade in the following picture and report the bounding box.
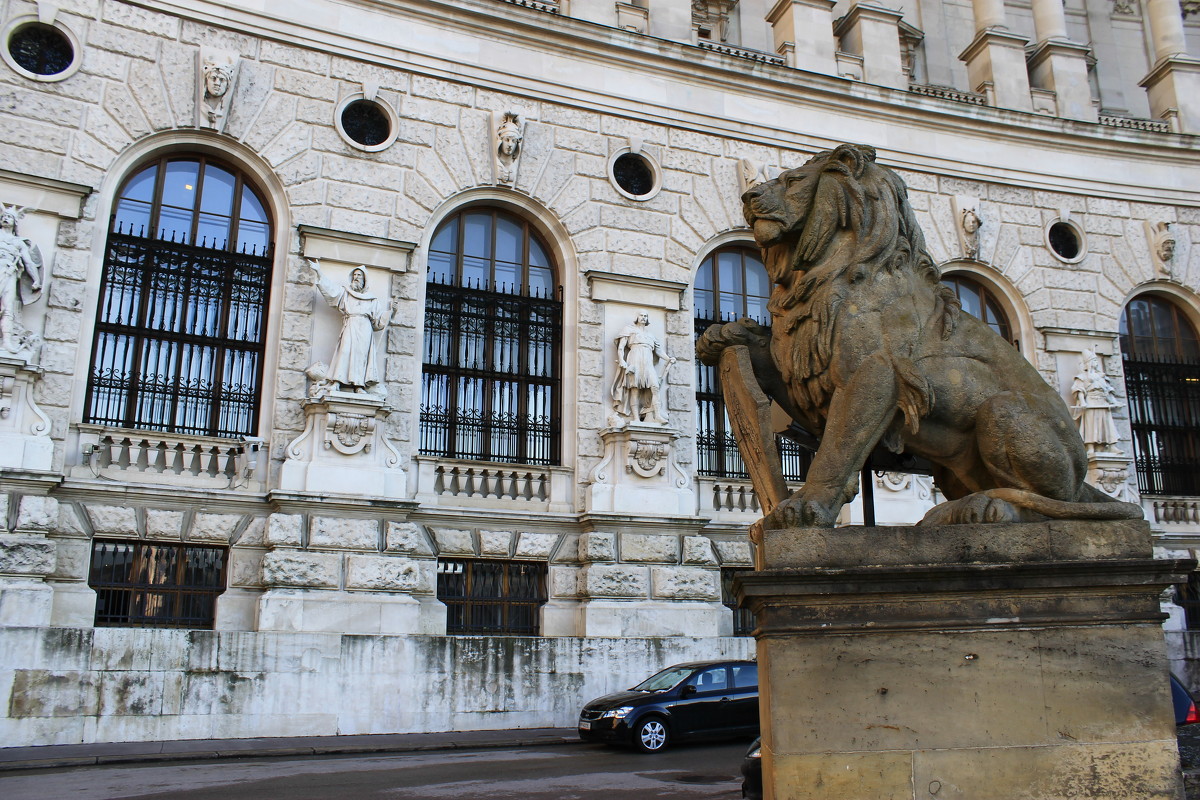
[1,0,1199,745]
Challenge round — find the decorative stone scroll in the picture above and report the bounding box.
[197,47,238,132]
[586,423,693,515]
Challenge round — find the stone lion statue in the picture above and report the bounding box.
[697,143,1142,528]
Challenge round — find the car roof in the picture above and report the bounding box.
[662,659,756,669]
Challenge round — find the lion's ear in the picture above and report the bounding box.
[830,144,873,178]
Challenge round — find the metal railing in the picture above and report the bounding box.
[437,558,548,635]
[1123,357,1200,496]
[89,540,227,629]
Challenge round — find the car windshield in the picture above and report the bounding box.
[631,666,695,692]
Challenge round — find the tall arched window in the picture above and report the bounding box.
[941,273,1015,346]
[1120,294,1200,495]
[693,245,810,481]
[84,155,273,437]
[420,207,561,465]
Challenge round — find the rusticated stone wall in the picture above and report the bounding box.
[0,626,754,746]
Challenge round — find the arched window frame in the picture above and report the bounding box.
[419,204,564,466]
[1119,289,1200,496]
[938,264,1033,361]
[81,152,276,439]
[692,241,810,482]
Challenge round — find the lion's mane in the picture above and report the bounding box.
[754,145,962,429]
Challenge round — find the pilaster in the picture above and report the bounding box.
[1026,39,1098,122]
[833,3,907,90]
[766,0,838,75]
[1139,56,1200,133]
[959,29,1034,112]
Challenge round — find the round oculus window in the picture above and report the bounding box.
[612,153,655,198]
[1047,221,1083,262]
[4,19,79,81]
[340,100,391,148]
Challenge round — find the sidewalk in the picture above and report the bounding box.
[0,727,582,771]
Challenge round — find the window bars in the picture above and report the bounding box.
[721,567,755,636]
[88,540,227,629]
[1122,357,1200,496]
[421,278,562,465]
[436,558,548,635]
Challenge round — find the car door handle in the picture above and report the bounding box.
[720,697,731,703]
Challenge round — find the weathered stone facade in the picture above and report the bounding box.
[0,0,1198,745]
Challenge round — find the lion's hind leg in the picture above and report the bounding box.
[972,390,1086,502]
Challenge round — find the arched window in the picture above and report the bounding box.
[84,155,274,437]
[693,245,810,481]
[420,207,561,465]
[941,273,1015,346]
[1120,294,1200,495]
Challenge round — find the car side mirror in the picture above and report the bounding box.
[681,684,697,697]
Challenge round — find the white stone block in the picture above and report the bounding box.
[266,514,303,547]
[0,579,54,626]
[582,564,648,598]
[56,504,88,537]
[228,549,265,588]
[385,521,432,555]
[0,534,56,576]
[651,567,720,600]
[514,532,558,559]
[683,536,719,565]
[550,566,581,599]
[479,529,513,556]
[261,551,340,588]
[715,540,753,566]
[309,516,378,551]
[238,517,267,546]
[620,533,679,563]
[579,532,616,561]
[345,555,419,592]
[50,583,98,627]
[0,495,7,532]
[87,505,139,537]
[15,496,58,533]
[145,509,185,540]
[189,513,243,543]
[49,538,90,580]
[432,528,475,556]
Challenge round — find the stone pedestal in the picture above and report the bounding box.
[833,3,907,90]
[766,0,838,74]
[739,520,1192,800]
[959,30,1034,112]
[585,424,694,515]
[1139,57,1200,134]
[0,356,52,472]
[1027,40,1099,122]
[279,390,406,498]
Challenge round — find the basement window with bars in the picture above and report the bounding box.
[88,540,227,629]
[84,155,274,438]
[721,567,755,636]
[436,558,548,635]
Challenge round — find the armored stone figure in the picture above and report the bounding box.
[0,205,44,355]
[611,311,675,425]
[308,259,393,394]
[1071,350,1122,456]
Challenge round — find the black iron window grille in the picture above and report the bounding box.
[721,567,755,637]
[421,208,562,465]
[437,558,548,635]
[84,156,273,438]
[1121,295,1200,496]
[693,246,811,482]
[88,540,227,629]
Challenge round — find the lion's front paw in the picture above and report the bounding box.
[695,319,771,367]
[764,497,838,529]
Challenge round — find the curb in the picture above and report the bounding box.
[0,732,584,772]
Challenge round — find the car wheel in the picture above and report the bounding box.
[633,716,669,753]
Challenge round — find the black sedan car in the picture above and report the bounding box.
[577,659,758,753]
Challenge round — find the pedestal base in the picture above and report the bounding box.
[739,520,1192,800]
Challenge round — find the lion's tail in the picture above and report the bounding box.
[986,487,1144,520]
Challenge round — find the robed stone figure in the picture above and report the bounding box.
[308,259,391,394]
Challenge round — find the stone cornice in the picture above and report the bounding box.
[298,225,416,273]
[585,271,688,311]
[0,169,92,218]
[1025,38,1094,71]
[958,28,1032,64]
[766,0,838,25]
[1139,54,1200,88]
[833,2,905,37]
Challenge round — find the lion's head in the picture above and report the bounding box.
[743,144,939,290]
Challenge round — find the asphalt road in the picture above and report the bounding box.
[0,740,752,800]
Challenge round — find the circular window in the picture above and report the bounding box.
[608,148,662,201]
[2,17,81,82]
[334,94,399,152]
[1046,219,1086,263]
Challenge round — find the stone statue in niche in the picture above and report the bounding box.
[198,49,238,131]
[1071,350,1123,457]
[611,311,675,426]
[697,143,1142,527]
[0,205,44,357]
[961,207,982,260]
[495,111,523,184]
[307,259,395,395]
